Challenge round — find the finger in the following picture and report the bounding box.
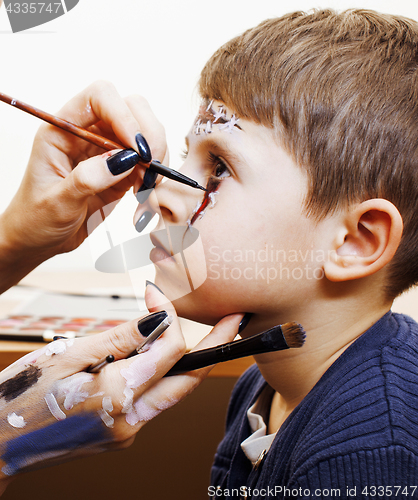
[162,313,244,380]
[133,193,157,233]
[107,285,184,390]
[189,313,243,351]
[57,81,147,155]
[124,95,169,196]
[124,95,168,165]
[60,149,141,203]
[145,280,176,311]
[45,313,172,375]
[145,282,242,380]
[94,300,188,427]
[120,313,243,427]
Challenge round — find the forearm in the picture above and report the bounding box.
[0,211,50,294]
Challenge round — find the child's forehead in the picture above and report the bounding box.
[193,100,242,135]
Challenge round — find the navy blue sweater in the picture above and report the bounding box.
[210,312,418,499]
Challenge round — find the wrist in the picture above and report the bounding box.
[0,211,49,293]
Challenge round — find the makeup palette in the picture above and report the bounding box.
[0,291,144,342]
[0,315,128,342]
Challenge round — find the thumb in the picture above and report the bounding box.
[190,313,243,351]
[55,315,167,374]
[145,280,244,349]
[63,149,141,201]
[145,279,245,359]
[145,280,175,312]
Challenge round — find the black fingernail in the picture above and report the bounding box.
[136,168,158,203]
[146,280,165,295]
[137,311,168,337]
[143,168,158,188]
[238,313,252,334]
[136,185,155,204]
[135,133,152,163]
[107,149,140,176]
[135,211,153,232]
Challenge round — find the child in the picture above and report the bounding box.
[140,8,418,498]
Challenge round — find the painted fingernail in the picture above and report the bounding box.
[136,186,155,204]
[238,313,252,334]
[135,211,153,233]
[145,280,165,295]
[135,133,152,163]
[143,168,158,188]
[137,311,168,337]
[107,149,140,176]
[136,169,158,203]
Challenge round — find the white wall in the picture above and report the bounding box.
[0,0,417,284]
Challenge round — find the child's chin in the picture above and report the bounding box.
[168,295,216,325]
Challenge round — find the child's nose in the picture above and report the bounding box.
[150,177,203,225]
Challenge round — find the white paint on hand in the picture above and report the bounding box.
[7,412,26,428]
[98,396,114,428]
[44,393,66,421]
[56,373,94,410]
[45,340,67,356]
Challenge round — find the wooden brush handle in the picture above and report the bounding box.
[0,92,124,151]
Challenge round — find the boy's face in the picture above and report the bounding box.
[148,101,328,327]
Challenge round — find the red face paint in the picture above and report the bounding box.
[189,176,221,225]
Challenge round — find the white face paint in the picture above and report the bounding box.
[102,396,113,413]
[45,340,67,357]
[44,393,66,421]
[193,100,241,136]
[121,387,134,415]
[120,339,163,389]
[125,394,180,426]
[98,396,114,428]
[55,373,94,411]
[120,339,164,425]
[7,412,26,428]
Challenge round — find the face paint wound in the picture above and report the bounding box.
[188,176,221,226]
[194,101,241,136]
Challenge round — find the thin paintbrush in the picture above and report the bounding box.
[165,322,306,376]
[0,91,206,191]
[86,315,173,373]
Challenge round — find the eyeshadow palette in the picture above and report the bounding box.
[0,315,128,342]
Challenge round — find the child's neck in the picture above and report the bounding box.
[246,298,393,434]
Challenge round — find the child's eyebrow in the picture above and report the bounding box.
[185,135,247,165]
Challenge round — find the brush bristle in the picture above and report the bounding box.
[282,322,306,348]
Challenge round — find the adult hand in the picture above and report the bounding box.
[0,81,168,291]
[0,284,241,495]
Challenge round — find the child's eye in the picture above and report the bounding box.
[208,152,231,179]
[214,160,230,178]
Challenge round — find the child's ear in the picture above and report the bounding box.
[324,199,403,282]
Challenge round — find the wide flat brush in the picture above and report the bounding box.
[165,322,305,376]
[0,91,206,191]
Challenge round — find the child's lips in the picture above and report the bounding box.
[150,246,173,263]
[149,233,175,263]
